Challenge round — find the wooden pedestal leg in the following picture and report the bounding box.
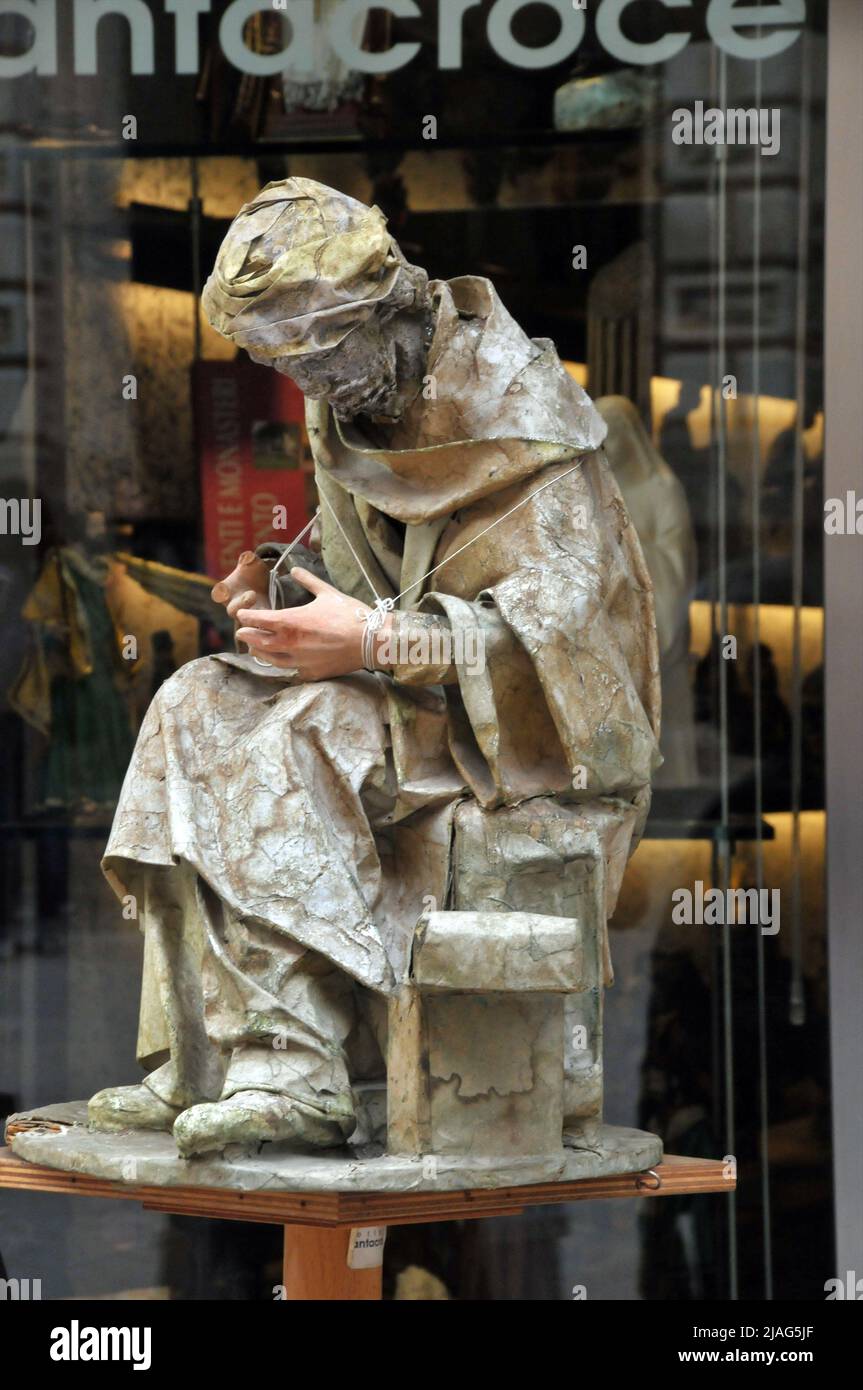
[281,1224,384,1300]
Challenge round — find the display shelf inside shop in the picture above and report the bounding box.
[18,126,645,160]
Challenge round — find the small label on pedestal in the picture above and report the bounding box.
[347,1226,387,1269]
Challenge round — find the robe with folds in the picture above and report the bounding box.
[103,273,661,1079]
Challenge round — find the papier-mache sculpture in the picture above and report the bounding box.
[8,180,664,1192]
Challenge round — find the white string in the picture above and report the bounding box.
[393,454,589,605]
[268,509,321,607]
[316,492,387,606]
[255,450,591,673]
[252,510,321,667]
[316,451,591,620]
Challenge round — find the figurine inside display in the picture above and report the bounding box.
[10,514,224,818]
[9,510,136,816]
[554,66,660,133]
[597,395,698,788]
[11,180,665,1191]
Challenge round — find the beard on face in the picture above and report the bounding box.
[288,336,401,420]
[257,321,400,422]
[249,289,432,424]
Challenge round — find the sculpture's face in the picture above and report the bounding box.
[203,180,434,422]
[249,295,430,423]
[260,312,401,420]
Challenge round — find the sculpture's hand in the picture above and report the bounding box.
[211,551,270,619]
[235,568,393,680]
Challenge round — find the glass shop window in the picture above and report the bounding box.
[0,0,831,1301]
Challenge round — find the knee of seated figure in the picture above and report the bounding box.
[154,655,223,702]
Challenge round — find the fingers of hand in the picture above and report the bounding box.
[235,625,294,653]
[289,565,331,597]
[237,604,324,636]
[233,625,301,661]
[236,607,283,631]
[227,589,258,619]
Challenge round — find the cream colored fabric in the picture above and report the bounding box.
[104,276,661,1093]
[104,660,456,1068]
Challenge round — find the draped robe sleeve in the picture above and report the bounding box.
[409,453,662,813]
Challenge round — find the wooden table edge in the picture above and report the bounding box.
[0,1147,734,1228]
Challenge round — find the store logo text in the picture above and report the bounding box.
[0,1,807,80]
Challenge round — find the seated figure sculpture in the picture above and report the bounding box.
[87,178,662,1164]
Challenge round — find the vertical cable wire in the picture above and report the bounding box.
[705,41,725,1290]
[789,33,812,1030]
[751,41,774,1303]
[715,46,738,1302]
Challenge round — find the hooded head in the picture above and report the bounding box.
[202,178,431,420]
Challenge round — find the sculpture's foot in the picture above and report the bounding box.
[88,1083,181,1134]
[172,1089,354,1158]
